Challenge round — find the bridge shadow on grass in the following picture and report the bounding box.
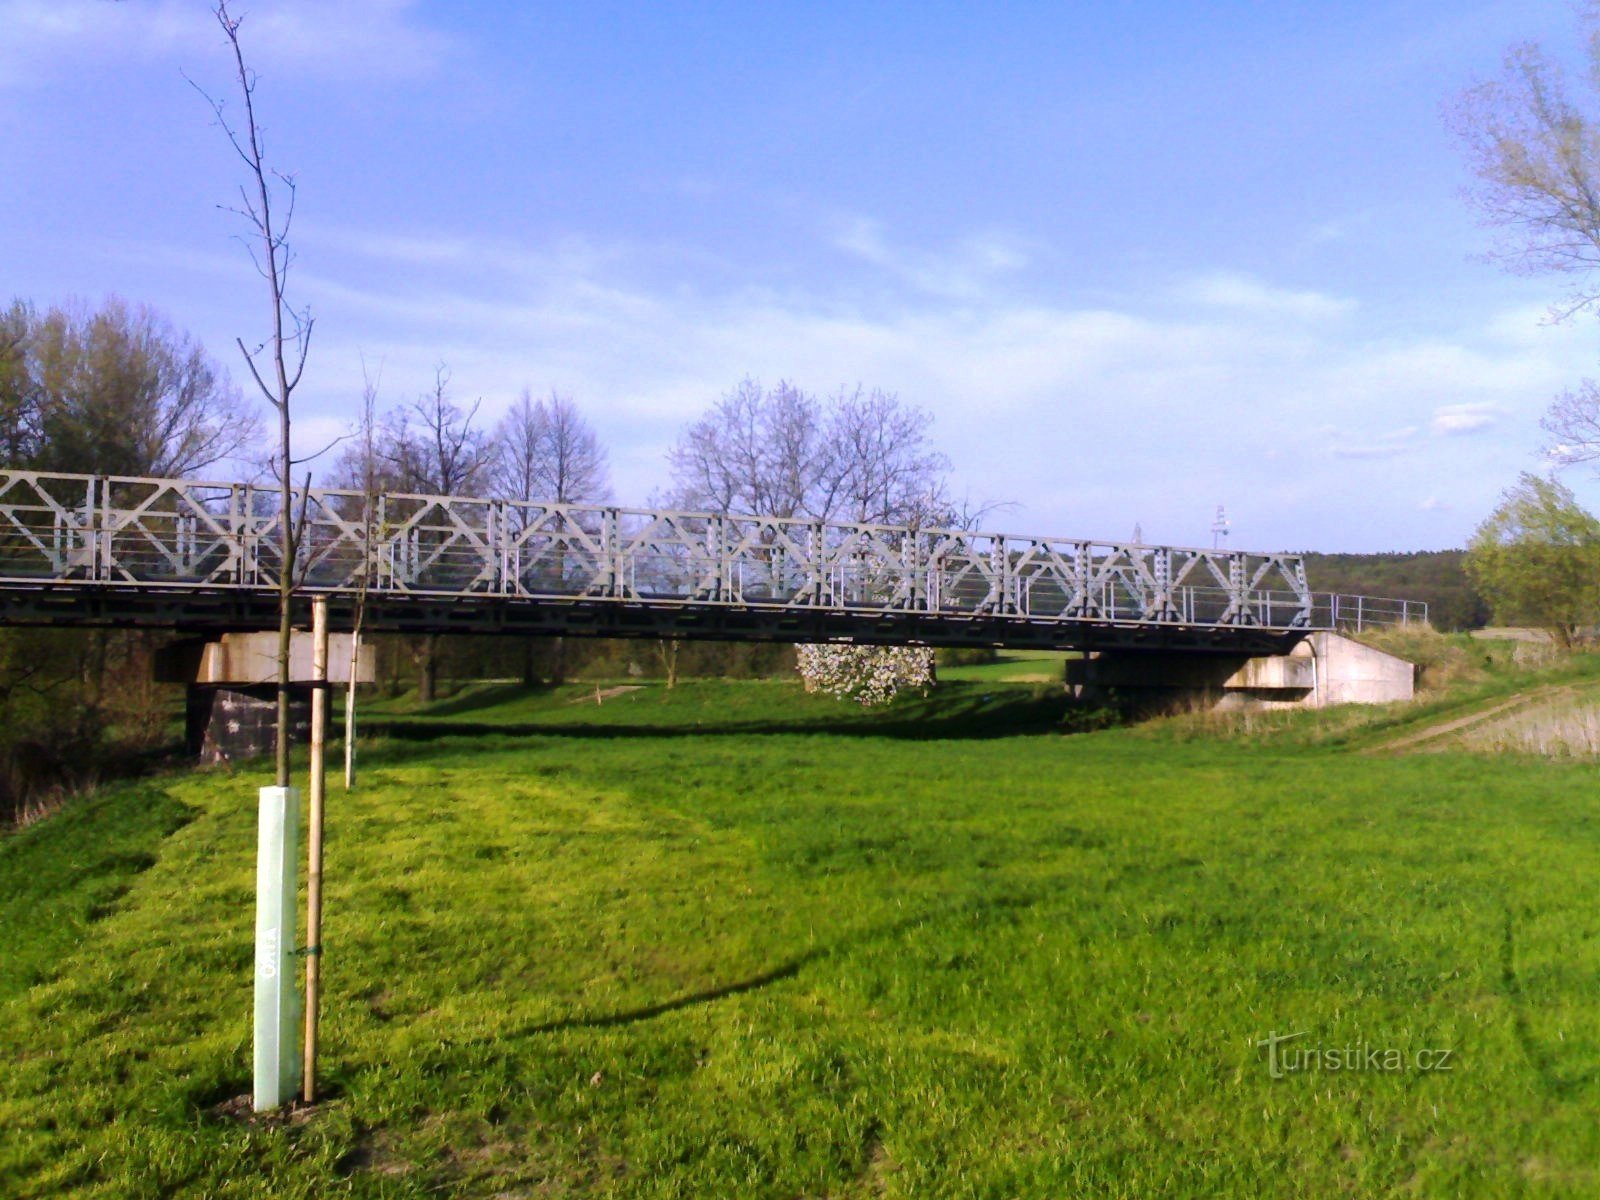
[367,689,1099,744]
[483,888,1047,1046]
[385,681,554,720]
[1499,902,1600,1100]
[518,956,817,1036]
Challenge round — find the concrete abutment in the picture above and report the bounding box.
[1064,630,1415,710]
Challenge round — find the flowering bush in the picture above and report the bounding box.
[795,643,935,706]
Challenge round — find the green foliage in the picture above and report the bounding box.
[1301,549,1488,631]
[0,629,181,826]
[0,295,255,476]
[1466,473,1600,645]
[6,682,1600,1194]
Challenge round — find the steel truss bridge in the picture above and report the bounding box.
[0,472,1425,653]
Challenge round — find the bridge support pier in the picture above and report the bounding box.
[185,685,311,764]
[155,631,372,763]
[1065,631,1415,710]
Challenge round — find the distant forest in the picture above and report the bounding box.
[1300,550,1488,632]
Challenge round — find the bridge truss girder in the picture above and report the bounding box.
[0,470,1395,652]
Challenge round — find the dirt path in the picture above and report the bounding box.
[1372,684,1581,753]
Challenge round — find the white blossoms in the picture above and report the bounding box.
[795,643,935,707]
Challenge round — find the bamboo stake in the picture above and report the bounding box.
[303,597,329,1103]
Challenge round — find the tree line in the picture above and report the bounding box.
[320,367,957,699]
[0,291,962,816]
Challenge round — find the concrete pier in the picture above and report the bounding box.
[155,631,373,762]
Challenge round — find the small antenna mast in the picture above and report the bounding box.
[1211,504,1229,550]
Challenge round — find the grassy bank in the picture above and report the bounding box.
[4,679,1600,1196]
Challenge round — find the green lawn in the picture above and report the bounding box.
[4,680,1600,1196]
[936,650,1070,683]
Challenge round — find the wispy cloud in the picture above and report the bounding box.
[831,217,1033,299]
[0,0,458,87]
[1430,402,1500,435]
[1176,272,1357,322]
[105,214,1588,548]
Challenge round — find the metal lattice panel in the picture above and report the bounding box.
[0,470,1424,643]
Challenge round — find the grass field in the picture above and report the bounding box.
[934,651,1070,683]
[6,676,1600,1196]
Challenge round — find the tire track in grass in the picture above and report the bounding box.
[1371,687,1581,754]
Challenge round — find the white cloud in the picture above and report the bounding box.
[123,216,1583,549]
[0,0,457,87]
[831,217,1032,299]
[1176,272,1357,322]
[1430,402,1501,435]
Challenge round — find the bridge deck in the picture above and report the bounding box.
[0,472,1424,652]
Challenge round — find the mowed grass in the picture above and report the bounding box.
[936,651,1070,683]
[5,681,1600,1196]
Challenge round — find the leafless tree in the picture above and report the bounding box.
[195,1,314,789]
[1543,381,1600,467]
[666,378,948,525]
[491,388,610,504]
[380,366,492,497]
[372,366,491,701]
[824,386,950,526]
[667,378,832,518]
[1452,16,1600,466]
[491,389,609,687]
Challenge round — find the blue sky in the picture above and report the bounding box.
[3,0,1597,552]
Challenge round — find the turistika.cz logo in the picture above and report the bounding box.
[1256,1030,1455,1079]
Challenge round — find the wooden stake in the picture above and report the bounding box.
[303,596,329,1103]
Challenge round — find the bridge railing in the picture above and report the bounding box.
[1308,593,1429,633]
[0,471,1412,634]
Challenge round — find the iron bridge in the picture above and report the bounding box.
[0,472,1426,653]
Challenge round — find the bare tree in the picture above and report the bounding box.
[1543,380,1600,467]
[491,389,609,686]
[373,366,490,701]
[1453,16,1600,465]
[824,386,950,526]
[667,378,832,518]
[666,378,947,525]
[492,388,610,504]
[195,2,314,790]
[380,366,492,496]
